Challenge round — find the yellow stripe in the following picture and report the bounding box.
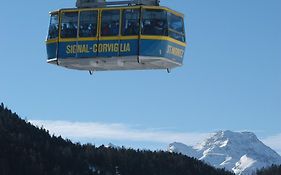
[59,38,78,42]
[57,36,137,42]
[140,35,186,47]
[57,6,183,16]
[77,37,98,41]
[119,9,122,36]
[99,36,138,40]
[46,39,58,44]
[59,6,141,13]
[58,10,62,40]
[61,9,79,13]
[79,8,99,12]
[119,36,138,40]
[98,10,102,37]
[48,36,185,47]
[99,6,140,11]
[99,36,119,40]
[59,37,98,42]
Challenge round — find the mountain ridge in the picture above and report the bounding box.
[169,130,281,175]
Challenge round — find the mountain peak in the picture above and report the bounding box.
[169,130,281,175]
[212,130,258,141]
[205,131,259,146]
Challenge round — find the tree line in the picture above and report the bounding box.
[256,164,281,175]
[0,103,234,175]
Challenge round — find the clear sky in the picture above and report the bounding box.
[0,0,280,152]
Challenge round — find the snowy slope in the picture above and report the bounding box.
[168,130,281,175]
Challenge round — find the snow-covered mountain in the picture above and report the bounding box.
[168,130,281,175]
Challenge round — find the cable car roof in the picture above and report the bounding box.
[76,0,160,8]
[50,5,184,18]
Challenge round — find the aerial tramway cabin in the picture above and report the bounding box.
[46,0,186,72]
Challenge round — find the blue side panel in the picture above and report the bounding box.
[98,40,119,57]
[140,40,167,57]
[140,39,185,64]
[46,43,57,60]
[58,41,77,58]
[53,39,185,63]
[77,41,98,58]
[119,39,138,56]
[57,40,138,58]
[58,41,98,59]
[164,41,185,64]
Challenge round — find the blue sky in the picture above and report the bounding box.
[0,0,280,152]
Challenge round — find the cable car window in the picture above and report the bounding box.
[168,13,185,42]
[61,12,78,38]
[48,13,59,39]
[142,9,167,36]
[122,9,140,36]
[101,10,120,36]
[79,11,98,37]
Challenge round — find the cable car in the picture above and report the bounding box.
[46,0,186,73]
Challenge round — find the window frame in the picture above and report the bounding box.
[167,12,185,42]
[100,9,121,37]
[60,10,79,39]
[141,8,168,36]
[78,10,99,38]
[47,12,59,40]
[121,8,141,36]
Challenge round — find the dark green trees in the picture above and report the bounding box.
[256,164,281,175]
[0,103,234,175]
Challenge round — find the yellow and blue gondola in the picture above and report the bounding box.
[46,0,186,72]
